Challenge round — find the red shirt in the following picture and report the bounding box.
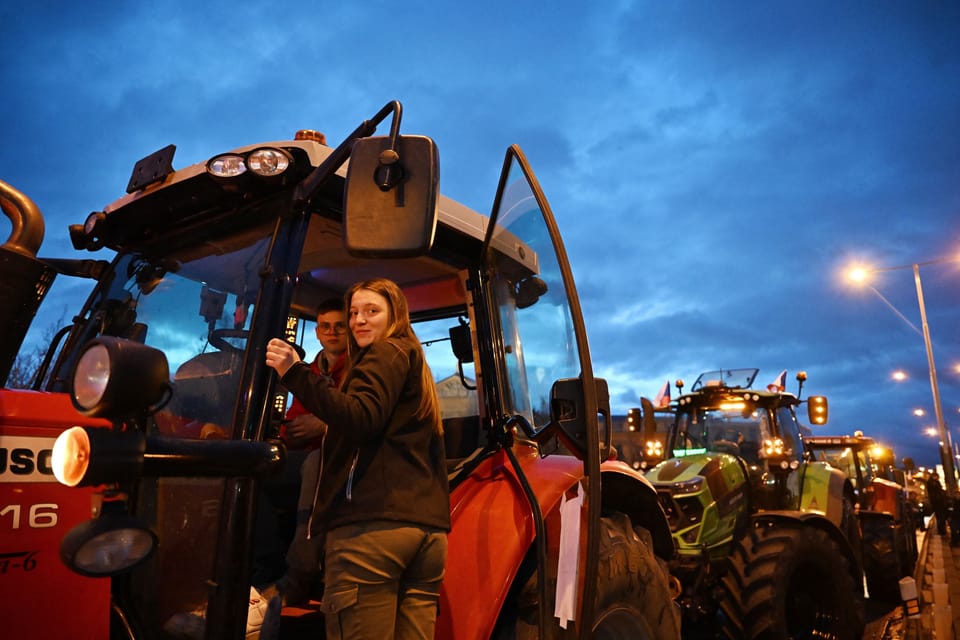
[281,350,346,448]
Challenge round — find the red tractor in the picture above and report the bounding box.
[804,433,919,601]
[0,102,679,639]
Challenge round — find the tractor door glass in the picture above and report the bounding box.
[776,406,803,462]
[484,152,583,434]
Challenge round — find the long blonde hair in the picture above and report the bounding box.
[343,278,442,432]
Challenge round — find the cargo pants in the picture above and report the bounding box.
[321,520,447,640]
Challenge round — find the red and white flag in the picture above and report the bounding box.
[767,370,787,392]
[654,380,671,407]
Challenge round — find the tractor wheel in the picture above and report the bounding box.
[590,512,680,639]
[861,518,905,602]
[718,523,864,640]
[501,512,680,640]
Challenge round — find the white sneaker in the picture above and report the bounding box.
[246,586,268,637]
[163,586,268,639]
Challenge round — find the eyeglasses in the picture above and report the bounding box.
[317,322,347,334]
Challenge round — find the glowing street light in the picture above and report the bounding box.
[844,256,958,493]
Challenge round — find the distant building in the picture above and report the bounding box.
[436,373,478,418]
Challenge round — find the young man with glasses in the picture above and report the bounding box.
[278,298,348,605]
[260,298,349,607]
[171,299,349,637]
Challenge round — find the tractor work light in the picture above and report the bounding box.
[60,500,157,577]
[247,148,291,176]
[71,337,170,419]
[206,147,292,178]
[206,153,247,177]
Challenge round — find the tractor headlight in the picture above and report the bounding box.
[71,337,170,419]
[60,501,157,577]
[73,343,111,411]
[670,477,704,496]
[645,439,664,458]
[763,438,786,458]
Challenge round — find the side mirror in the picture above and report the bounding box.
[448,323,473,364]
[547,377,610,460]
[547,378,588,457]
[807,395,828,425]
[344,135,439,258]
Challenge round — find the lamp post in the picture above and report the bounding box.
[911,263,956,492]
[847,258,957,494]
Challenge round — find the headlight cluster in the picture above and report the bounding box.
[763,437,786,458]
[645,439,664,458]
[206,147,292,178]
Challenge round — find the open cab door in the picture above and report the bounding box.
[481,145,605,636]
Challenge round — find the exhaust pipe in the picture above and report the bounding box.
[0,179,57,386]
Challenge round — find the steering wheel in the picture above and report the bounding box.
[209,328,248,352]
[711,440,741,456]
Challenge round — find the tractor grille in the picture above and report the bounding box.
[658,489,704,533]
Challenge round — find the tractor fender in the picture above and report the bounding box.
[438,443,587,640]
[600,459,675,560]
[798,460,854,528]
[751,509,863,588]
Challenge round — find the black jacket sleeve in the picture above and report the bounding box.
[281,339,410,445]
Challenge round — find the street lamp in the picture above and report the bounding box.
[846,258,957,493]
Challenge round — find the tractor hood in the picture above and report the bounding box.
[648,451,740,483]
[646,452,749,554]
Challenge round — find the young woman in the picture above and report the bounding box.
[265,278,450,639]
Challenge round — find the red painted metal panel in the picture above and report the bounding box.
[0,390,112,639]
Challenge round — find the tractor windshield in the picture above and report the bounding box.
[807,445,870,488]
[673,404,770,464]
[53,229,272,436]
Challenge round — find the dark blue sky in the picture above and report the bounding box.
[2,1,958,468]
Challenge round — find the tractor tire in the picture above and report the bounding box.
[590,512,681,639]
[861,518,907,602]
[718,523,865,640]
[501,512,680,639]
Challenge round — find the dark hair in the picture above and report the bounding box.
[316,297,344,316]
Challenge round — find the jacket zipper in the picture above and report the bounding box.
[345,451,359,502]
[305,434,326,540]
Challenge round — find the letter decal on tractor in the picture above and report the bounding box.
[0,550,40,574]
[0,436,57,482]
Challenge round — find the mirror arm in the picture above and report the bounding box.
[457,360,477,391]
[293,100,402,207]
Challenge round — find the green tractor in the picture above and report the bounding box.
[645,368,865,639]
